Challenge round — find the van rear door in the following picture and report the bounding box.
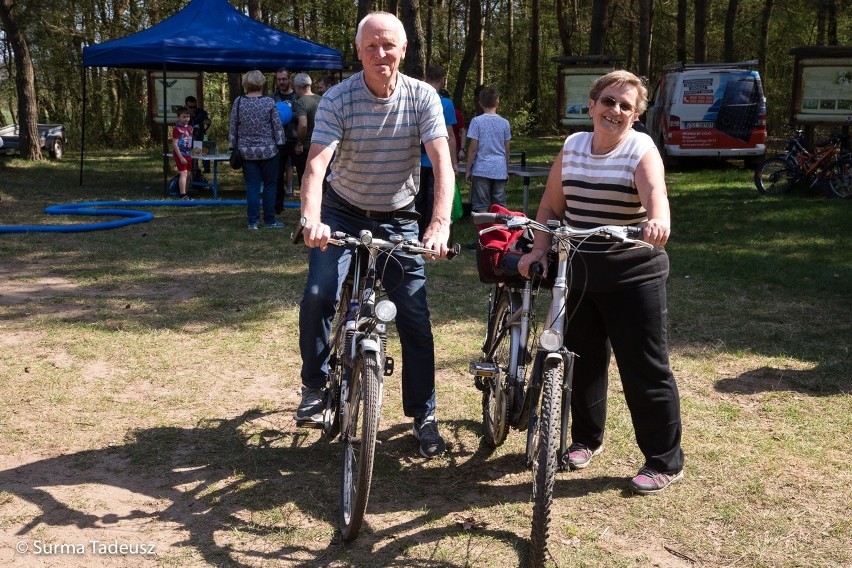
[669,69,766,157]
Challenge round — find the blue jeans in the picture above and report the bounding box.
[298,194,437,418]
[242,156,279,225]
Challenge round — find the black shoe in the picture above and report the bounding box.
[296,387,325,427]
[412,415,446,458]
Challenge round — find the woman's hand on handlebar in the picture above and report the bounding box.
[518,249,548,279]
[640,219,670,247]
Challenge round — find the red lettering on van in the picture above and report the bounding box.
[682,94,714,104]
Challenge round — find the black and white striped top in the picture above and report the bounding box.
[560,129,655,229]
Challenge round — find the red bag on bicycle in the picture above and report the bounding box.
[474,204,531,284]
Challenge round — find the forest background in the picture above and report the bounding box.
[0,0,849,157]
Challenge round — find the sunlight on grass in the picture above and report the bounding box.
[0,153,849,567]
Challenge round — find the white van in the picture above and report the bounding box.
[643,61,767,165]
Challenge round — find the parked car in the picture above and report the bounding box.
[643,61,767,167]
[0,123,66,159]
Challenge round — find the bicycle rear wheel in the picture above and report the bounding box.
[754,157,795,195]
[481,288,511,448]
[529,357,562,567]
[822,156,852,199]
[339,351,381,542]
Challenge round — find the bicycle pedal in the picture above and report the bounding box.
[469,361,498,376]
[295,418,325,429]
[384,356,395,376]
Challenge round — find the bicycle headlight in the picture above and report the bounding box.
[375,300,397,323]
[539,329,563,351]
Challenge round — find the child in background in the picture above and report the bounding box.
[172,107,193,199]
[465,86,511,215]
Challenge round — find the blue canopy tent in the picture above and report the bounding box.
[80,0,344,188]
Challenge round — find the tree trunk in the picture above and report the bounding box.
[677,0,687,63]
[556,0,571,55]
[506,0,514,91]
[638,0,652,78]
[694,0,708,63]
[589,0,607,55]
[724,0,738,61]
[758,0,773,76]
[401,0,426,79]
[356,0,371,54]
[0,0,41,160]
[425,0,434,67]
[454,0,482,109]
[529,0,541,117]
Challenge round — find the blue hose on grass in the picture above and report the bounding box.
[0,199,299,234]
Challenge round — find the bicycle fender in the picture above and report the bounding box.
[356,337,382,356]
[543,351,564,365]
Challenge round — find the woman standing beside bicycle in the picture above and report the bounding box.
[517,70,684,495]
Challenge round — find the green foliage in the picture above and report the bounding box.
[1,0,849,145]
[508,100,535,136]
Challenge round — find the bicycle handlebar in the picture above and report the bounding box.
[328,230,461,259]
[471,212,651,248]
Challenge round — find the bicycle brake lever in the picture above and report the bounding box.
[446,243,461,260]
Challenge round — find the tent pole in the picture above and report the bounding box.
[79,67,86,186]
[162,63,169,196]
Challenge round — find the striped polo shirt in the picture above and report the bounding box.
[311,71,448,212]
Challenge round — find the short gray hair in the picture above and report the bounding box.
[241,70,266,92]
[294,72,312,88]
[356,11,407,46]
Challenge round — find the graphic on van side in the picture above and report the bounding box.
[675,71,764,149]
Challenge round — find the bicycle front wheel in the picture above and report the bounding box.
[755,157,795,195]
[339,350,381,542]
[482,288,511,448]
[529,357,562,567]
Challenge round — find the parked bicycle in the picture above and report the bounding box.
[296,228,459,541]
[754,126,850,198]
[471,211,651,567]
[470,213,551,448]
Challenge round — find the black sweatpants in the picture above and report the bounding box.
[565,275,684,474]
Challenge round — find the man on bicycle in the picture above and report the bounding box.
[295,11,454,458]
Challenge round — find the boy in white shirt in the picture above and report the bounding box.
[465,86,511,214]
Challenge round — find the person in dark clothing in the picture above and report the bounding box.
[185,95,211,182]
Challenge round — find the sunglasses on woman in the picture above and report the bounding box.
[596,95,636,113]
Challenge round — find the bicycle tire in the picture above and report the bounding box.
[339,350,381,542]
[822,156,852,199]
[754,156,795,195]
[325,282,352,438]
[481,289,511,448]
[529,358,562,567]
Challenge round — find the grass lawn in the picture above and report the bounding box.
[0,141,849,567]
